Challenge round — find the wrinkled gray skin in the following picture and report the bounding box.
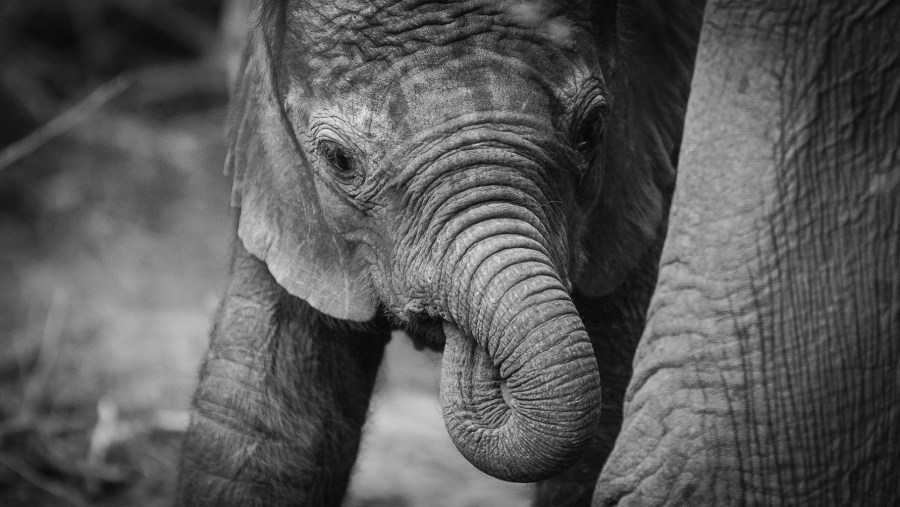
[596,2,900,505]
[177,1,702,506]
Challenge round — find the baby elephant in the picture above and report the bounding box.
[178,1,703,505]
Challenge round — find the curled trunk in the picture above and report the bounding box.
[435,224,601,482]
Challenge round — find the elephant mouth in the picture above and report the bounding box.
[406,316,521,402]
[404,313,447,351]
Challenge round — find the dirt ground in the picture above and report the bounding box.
[0,63,531,506]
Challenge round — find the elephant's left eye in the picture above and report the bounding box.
[573,106,605,166]
[317,140,359,178]
[571,79,609,171]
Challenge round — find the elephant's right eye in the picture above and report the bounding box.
[316,140,358,178]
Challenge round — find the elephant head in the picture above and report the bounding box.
[225,0,699,482]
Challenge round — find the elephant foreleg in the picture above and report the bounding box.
[177,243,389,506]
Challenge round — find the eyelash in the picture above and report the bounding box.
[572,104,606,170]
[570,79,609,168]
[316,139,358,176]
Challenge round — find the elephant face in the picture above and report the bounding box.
[227,0,691,482]
[297,35,602,318]
[235,0,618,319]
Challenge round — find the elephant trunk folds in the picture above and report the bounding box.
[437,227,601,482]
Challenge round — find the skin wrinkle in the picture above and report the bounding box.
[435,204,552,258]
[407,172,553,244]
[740,266,774,502]
[496,300,579,379]
[312,25,554,98]
[197,365,268,409]
[438,217,544,277]
[399,214,552,313]
[444,329,596,433]
[305,116,379,202]
[452,234,548,302]
[191,400,265,442]
[624,272,756,400]
[427,189,553,243]
[400,145,560,209]
[477,268,565,360]
[447,48,585,121]
[388,117,576,195]
[294,0,580,92]
[453,243,540,330]
[468,253,553,339]
[514,361,597,428]
[410,240,534,322]
[488,271,566,355]
[187,411,306,494]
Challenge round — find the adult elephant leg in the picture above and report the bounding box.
[597,2,900,505]
[178,241,389,506]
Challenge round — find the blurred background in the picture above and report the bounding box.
[0,1,531,505]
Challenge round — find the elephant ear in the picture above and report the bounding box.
[576,0,706,296]
[225,30,377,322]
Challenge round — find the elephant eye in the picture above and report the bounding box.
[571,78,609,170]
[573,106,605,164]
[316,140,359,178]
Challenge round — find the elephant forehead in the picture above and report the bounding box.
[294,59,572,171]
[381,61,565,133]
[277,0,594,94]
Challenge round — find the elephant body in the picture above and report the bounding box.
[178,1,702,505]
[597,1,900,504]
